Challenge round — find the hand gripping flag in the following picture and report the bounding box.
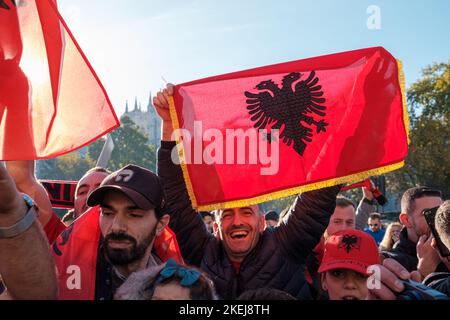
[169,47,409,211]
[0,0,119,160]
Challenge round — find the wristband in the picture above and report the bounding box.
[0,194,37,239]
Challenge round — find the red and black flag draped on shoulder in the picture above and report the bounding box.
[52,206,184,300]
[169,47,409,211]
[0,0,119,160]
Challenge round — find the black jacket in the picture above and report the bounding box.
[158,141,340,300]
[382,227,418,272]
[423,272,450,297]
[382,227,449,273]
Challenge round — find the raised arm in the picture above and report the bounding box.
[355,187,377,230]
[6,160,53,226]
[154,85,212,266]
[275,185,341,263]
[0,164,57,300]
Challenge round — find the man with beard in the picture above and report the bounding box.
[86,165,171,300]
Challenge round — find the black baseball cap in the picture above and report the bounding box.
[87,164,165,213]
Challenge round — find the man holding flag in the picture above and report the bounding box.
[155,84,341,299]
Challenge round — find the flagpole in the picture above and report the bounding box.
[96,135,114,168]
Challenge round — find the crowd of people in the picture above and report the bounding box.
[0,84,448,301]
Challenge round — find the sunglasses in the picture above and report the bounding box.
[369,224,379,227]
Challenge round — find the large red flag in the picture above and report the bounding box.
[169,47,409,211]
[0,0,119,160]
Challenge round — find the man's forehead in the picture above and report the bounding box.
[78,171,109,188]
[101,190,139,209]
[220,205,259,214]
[332,205,356,218]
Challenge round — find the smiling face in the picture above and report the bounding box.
[214,206,265,263]
[321,269,369,300]
[74,171,109,217]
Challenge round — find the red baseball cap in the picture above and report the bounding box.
[318,229,380,276]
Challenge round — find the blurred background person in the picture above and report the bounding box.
[379,222,402,252]
[264,210,279,229]
[364,213,386,247]
[199,211,214,234]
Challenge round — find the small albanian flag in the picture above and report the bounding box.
[0,0,119,160]
[169,47,409,211]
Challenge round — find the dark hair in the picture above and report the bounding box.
[237,288,297,300]
[401,187,442,216]
[199,211,214,219]
[336,196,355,209]
[265,211,279,221]
[435,200,450,249]
[369,212,382,220]
[142,264,218,300]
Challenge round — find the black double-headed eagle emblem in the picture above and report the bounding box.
[245,71,328,156]
[339,234,361,253]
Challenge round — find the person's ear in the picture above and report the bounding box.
[430,238,439,251]
[213,222,221,240]
[259,214,266,233]
[156,214,170,236]
[399,212,412,228]
[321,273,328,291]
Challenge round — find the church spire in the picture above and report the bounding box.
[125,100,129,113]
[147,91,152,112]
[134,97,138,111]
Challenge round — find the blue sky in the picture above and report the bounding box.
[59,0,450,116]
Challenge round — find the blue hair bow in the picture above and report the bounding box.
[157,258,201,287]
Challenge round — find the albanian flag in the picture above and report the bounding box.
[0,0,119,160]
[169,47,409,211]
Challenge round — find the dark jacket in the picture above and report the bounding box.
[382,227,418,272]
[382,227,449,273]
[423,272,450,297]
[158,141,340,300]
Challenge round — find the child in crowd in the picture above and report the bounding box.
[318,229,380,300]
[115,258,218,300]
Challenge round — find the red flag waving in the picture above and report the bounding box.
[169,47,409,211]
[0,0,119,160]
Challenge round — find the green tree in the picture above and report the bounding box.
[88,115,157,172]
[37,152,96,181]
[386,61,450,198]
